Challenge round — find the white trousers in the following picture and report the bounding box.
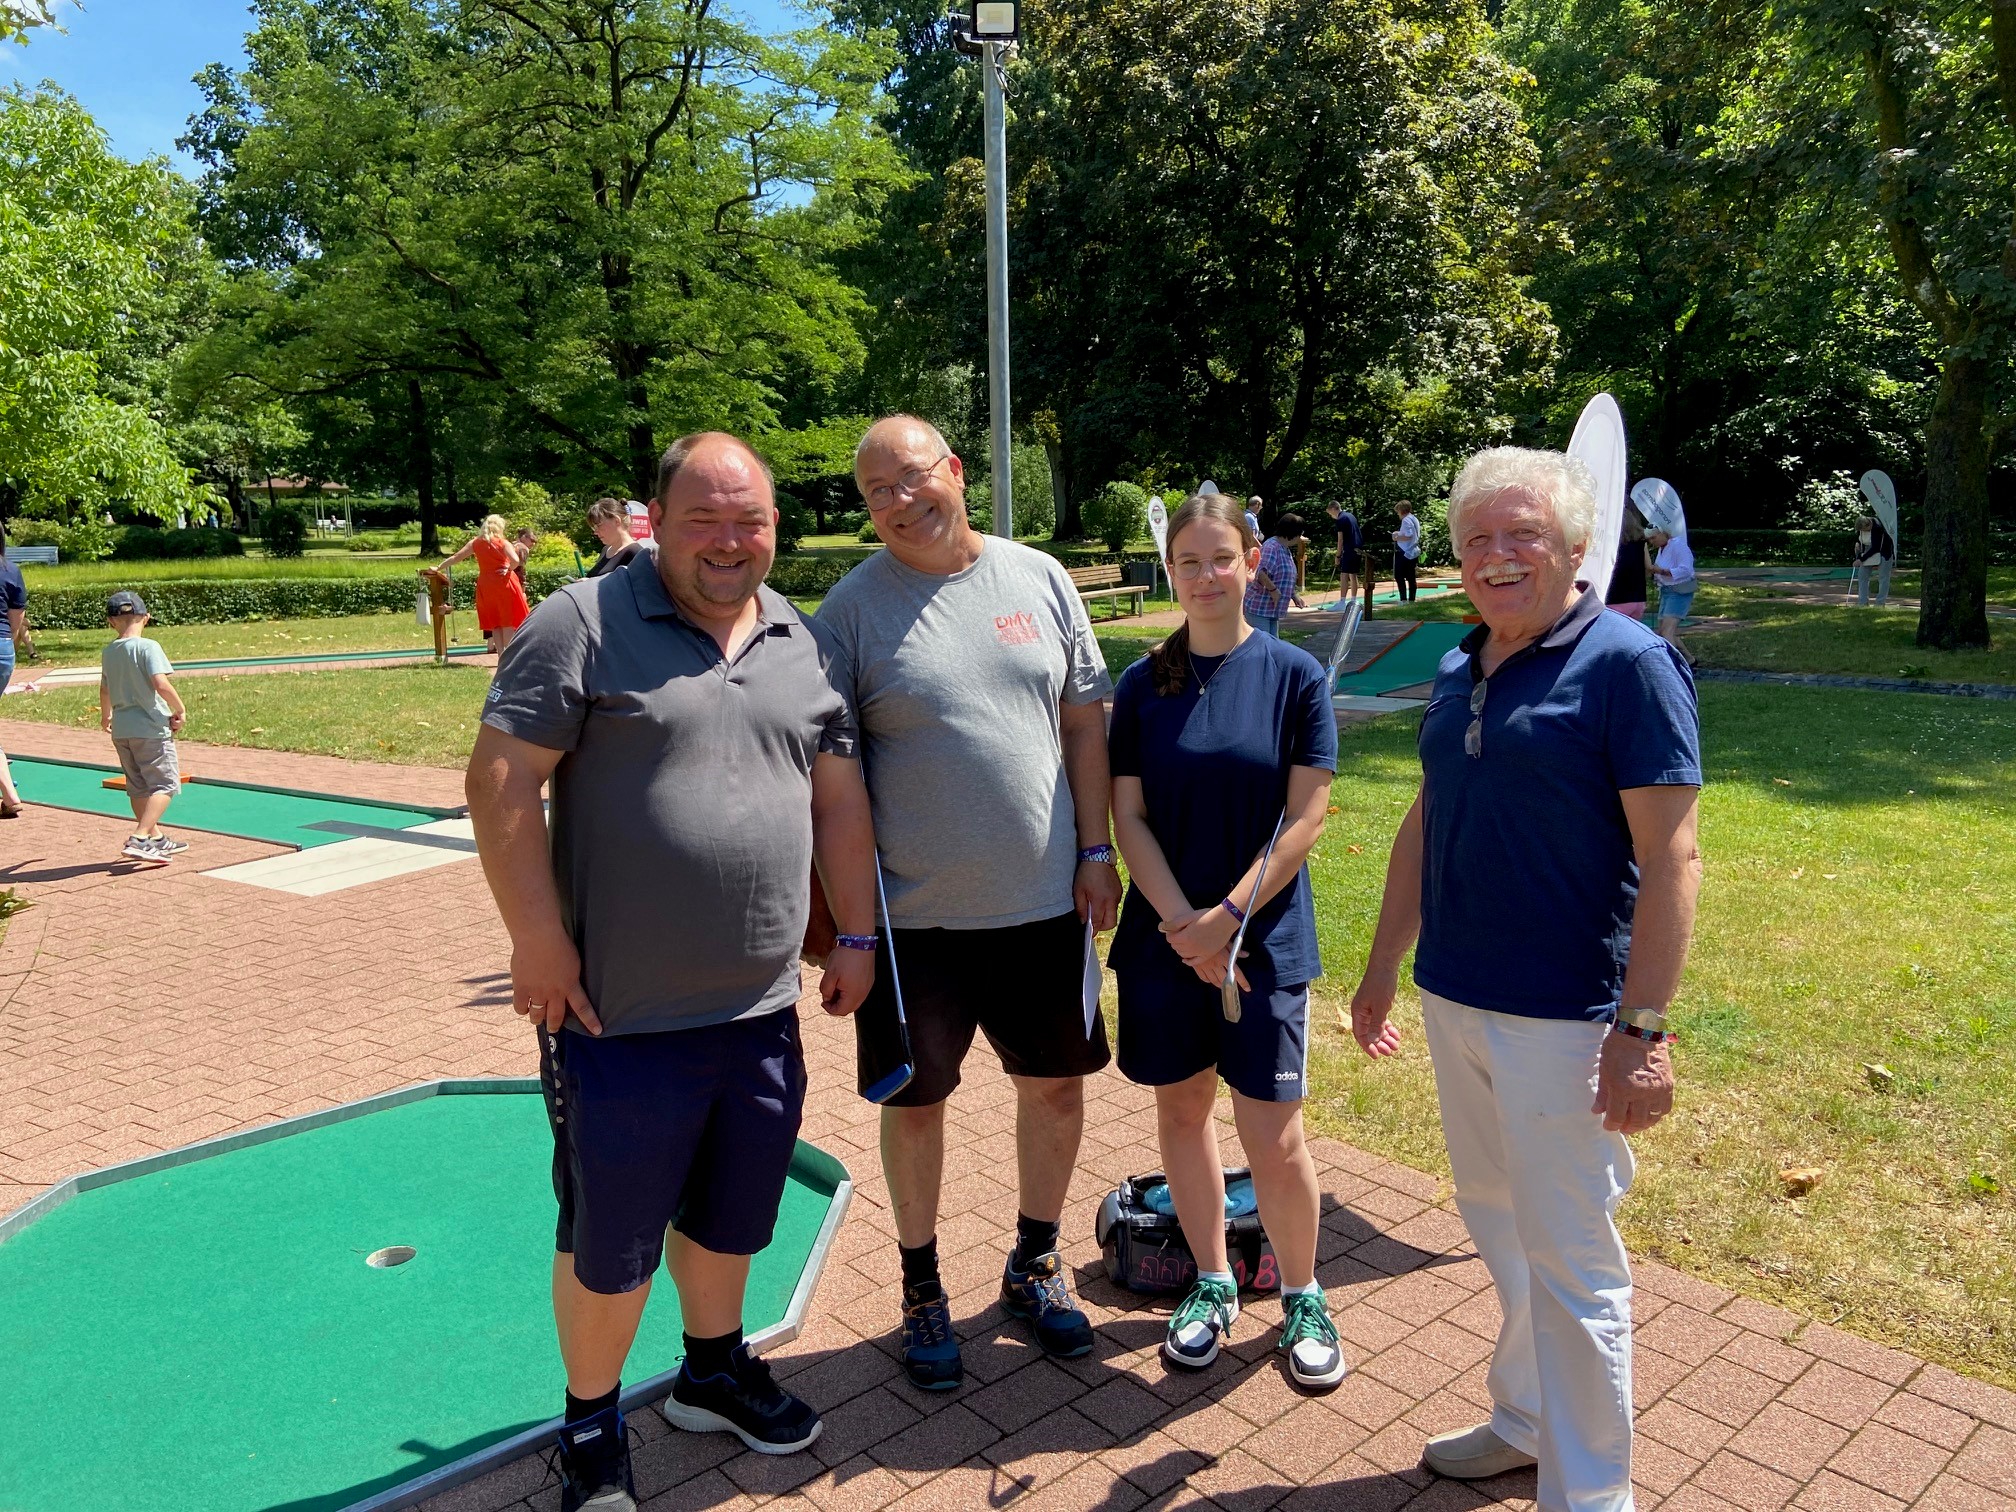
[1422,992,1636,1512]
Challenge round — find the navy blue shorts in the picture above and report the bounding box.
[540,1010,806,1295]
[1115,967,1310,1103]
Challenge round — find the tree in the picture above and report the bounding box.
[0,87,201,524]
[189,0,907,509]
[1757,1,2014,648]
[1501,0,1935,525]
[899,0,1553,520]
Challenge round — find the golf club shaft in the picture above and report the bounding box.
[873,851,907,1025]
[1222,808,1289,1019]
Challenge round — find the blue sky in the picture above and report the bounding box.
[3,0,814,171]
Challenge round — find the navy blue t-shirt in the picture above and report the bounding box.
[1415,591,1701,1021]
[0,557,23,640]
[1108,631,1339,989]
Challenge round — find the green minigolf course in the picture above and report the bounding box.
[0,1082,851,1512]
[1333,620,1471,697]
[10,756,453,850]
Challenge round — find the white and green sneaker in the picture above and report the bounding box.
[1279,1288,1347,1389]
[1164,1275,1239,1369]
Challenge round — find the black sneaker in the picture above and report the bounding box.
[552,1405,636,1512]
[661,1342,823,1455]
[899,1288,964,1391]
[1000,1249,1094,1359]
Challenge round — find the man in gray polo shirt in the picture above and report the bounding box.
[468,432,878,1508]
[817,414,1121,1392]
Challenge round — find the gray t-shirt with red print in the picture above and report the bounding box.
[817,538,1113,929]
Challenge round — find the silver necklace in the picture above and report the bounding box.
[1193,636,1242,694]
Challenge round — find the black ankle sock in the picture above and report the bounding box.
[1012,1213,1060,1268]
[564,1383,620,1423]
[899,1237,942,1302]
[683,1327,742,1379]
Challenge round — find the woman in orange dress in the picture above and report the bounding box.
[440,513,531,653]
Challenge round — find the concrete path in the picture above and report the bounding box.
[1,729,2012,1511]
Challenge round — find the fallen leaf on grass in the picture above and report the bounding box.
[249,727,265,734]
[1822,873,1838,880]
[1864,1063,1895,1092]
[1347,845,1363,855]
[1773,777,1792,786]
[1778,1166,1824,1198]
[1789,868,1804,879]
[1326,805,1340,815]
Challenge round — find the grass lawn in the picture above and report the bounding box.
[4,663,494,767]
[1305,685,2016,1385]
[14,611,479,668]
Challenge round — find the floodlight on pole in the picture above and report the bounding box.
[961,2,1017,538]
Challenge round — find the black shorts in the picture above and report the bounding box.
[1117,965,1311,1103]
[860,909,1111,1107]
[541,1010,807,1295]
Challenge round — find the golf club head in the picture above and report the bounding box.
[1220,977,1243,1023]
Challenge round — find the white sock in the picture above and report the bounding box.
[1283,1280,1322,1298]
[1199,1270,1236,1288]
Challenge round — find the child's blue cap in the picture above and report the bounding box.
[106,591,148,617]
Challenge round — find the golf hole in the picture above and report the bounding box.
[366,1246,416,1268]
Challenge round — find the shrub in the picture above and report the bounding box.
[64,514,119,563]
[113,526,245,560]
[5,518,67,550]
[1082,482,1149,553]
[856,518,880,543]
[21,566,579,630]
[262,506,308,558]
[1788,470,1867,531]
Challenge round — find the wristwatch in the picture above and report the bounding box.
[1078,844,1118,866]
[1612,1004,1673,1043]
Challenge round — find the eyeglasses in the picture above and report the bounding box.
[1464,677,1487,758]
[864,455,950,511]
[1171,552,1244,581]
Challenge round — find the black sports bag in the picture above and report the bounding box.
[1094,1168,1279,1294]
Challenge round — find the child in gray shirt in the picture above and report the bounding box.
[99,590,188,863]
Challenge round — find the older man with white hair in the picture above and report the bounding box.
[1349,448,1702,1511]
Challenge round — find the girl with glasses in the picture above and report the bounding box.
[1106,493,1345,1390]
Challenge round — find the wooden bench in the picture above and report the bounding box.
[5,545,58,565]
[1068,564,1148,620]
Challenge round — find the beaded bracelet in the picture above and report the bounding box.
[834,933,879,953]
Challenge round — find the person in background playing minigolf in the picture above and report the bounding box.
[1851,512,1894,607]
[1390,501,1421,601]
[468,432,879,1508]
[1648,525,1697,667]
[1108,493,1345,1389]
[438,514,532,654]
[0,522,27,818]
[584,498,641,578]
[1325,501,1362,609]
[99,591,188,864]
[1243,515,1301,637]
[1604,502,1650,623]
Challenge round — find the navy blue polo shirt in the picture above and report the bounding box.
[1415,591,1701,1021]
[1108,632,1338,989]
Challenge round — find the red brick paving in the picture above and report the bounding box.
[3,729,2014,1511]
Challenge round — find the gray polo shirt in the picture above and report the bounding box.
[481,548,856,1035]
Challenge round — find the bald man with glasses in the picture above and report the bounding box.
[815,414,1121,1393]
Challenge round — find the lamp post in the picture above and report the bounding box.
[965,2,1018,538]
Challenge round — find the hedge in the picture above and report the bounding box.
[21,567,578,630]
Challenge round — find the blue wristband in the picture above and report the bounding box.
[834,933,879,953]
[1221,897,1246,924]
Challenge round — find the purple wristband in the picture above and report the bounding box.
[1221,897,1247,924]
[834,933,879,953]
